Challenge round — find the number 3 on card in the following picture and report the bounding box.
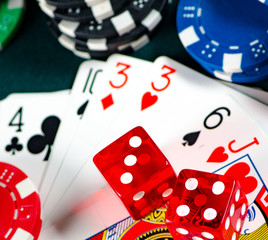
[151,65,176,92]
[109,62,131,89]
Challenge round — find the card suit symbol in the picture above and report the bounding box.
[224,162,258,195]
[27,116,60,161]
[207,146,229,163]
[77,100,89,119]
[182,131,201,146]
[5,137,23,155]
[141,92,158,111]
[101,94,114,110]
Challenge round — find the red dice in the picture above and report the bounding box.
[165,169,248,240]
[93,126,177,220]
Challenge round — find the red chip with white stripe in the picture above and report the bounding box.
[0,162,42,240]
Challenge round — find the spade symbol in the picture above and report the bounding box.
[27,116,60,161]
[77,100,89,119]
[182,131,201,146]
[6,137,23,155]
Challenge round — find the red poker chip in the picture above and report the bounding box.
[0,162,42,240]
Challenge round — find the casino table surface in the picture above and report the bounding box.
[0,0,268,101]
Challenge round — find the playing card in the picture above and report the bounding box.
[87,98,268,238]
[40,60,106,210]
[0,90,69,194]
[39,185,129,240]
[245,187,268,234]
[175,125,268,236]
[222,81,268,105]
[40,56,268,239]
[172,99,268,236]
[82,56,268,238]
[43,54,153,224]
[172,100,267,172]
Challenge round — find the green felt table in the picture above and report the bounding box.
[0,0,267,101]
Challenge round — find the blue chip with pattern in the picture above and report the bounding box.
[176,0,268,75]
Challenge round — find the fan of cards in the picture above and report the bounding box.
[1,54,268,239]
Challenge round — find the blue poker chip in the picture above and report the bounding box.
[190,42,268,79]
[258,0,268,6]
[176,0,268,74]
[200,59,268,83]
[189,41,268,75]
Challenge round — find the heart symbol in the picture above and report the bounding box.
[182,131,201,146]
[207,146,229,163]
[141,92,158,111]
[224,162,258,195]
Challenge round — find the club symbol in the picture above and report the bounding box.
[27,116,61,161]
[5,137,23,155]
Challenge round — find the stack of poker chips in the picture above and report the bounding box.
[37,0,167,59]
[176,0,268,84]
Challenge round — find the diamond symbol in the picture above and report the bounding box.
[101,94,114,110]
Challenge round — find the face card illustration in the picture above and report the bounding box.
[40,60,106,208]
[43,54,153,224]
[213,154,268,236]
[87,204,268,240]
[87,208,170,240]
[242,186,268,235]
[0,91,69,193]
[213,155,266,205]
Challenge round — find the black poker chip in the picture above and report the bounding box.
[38,0,169,59]
[45,0,104,8]
[38,0,130,23]
[48,0,167,52]
[47,16,152,59]
[47,16,114,58]
[56,0,159,40]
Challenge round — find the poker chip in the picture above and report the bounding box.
[176,0,268,83]
[46,0,104,8]
[38,0,130,23]
[200,59,268,83]
[0,0,25,51]
[258,0,268,6]
[48,0,166,51]
[57,0,160,40]
[0,162,42,240]
[38,0,168,59]
[47,19,120,59]
[48,17,152,59]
